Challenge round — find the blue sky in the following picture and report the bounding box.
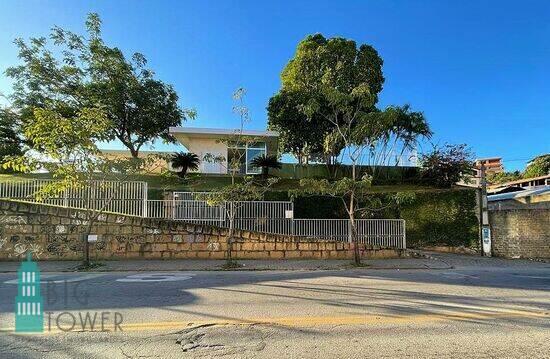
[1,0,549,171]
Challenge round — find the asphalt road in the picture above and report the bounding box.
[0,258,549,358]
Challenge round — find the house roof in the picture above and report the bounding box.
[169,127,279,138]
[475,157,502,161]
[488,174,550,189]
[487,186,550,202]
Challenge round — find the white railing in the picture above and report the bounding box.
[294,219,406,248]
[147,199,226,223]
[0,183,406,249]
[173,192,293,220]
[145,198,406,249]
[294,219,350,241]
[0,179,148,217]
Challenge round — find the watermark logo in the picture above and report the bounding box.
[12,253,124,333]
[15,252,44,333]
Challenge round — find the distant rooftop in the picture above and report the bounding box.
[475,157,502,161]
[488,186,550,202]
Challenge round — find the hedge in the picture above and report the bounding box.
[273,164,420,185]
[151,186,479,249]
[267,188,479,248]
[400,189,478,248]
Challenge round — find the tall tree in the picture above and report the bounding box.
[2,105,159,267]
[5,13,195,158]
[268,34,385,164]
[282,35,430,264]
[292,94,429,264]
[0,105,25,172]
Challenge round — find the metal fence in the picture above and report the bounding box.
[0,183,406,248]
[146,197,405,249]
[0,179,148,217]
[294,219,406,248]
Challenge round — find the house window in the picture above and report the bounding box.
[228,142,266,175]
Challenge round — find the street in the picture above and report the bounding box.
[0,255,549,358]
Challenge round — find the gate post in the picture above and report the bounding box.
[402,220,406,249]
[142,182,148,218]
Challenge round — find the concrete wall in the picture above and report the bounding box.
[488,200,550,259]
[182,138,228,174]
[0,200,402,261]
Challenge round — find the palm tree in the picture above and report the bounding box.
[171,152,200,178]
[250,154,282,179]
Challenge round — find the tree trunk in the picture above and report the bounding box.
[350,163,361,265]
[350,215,360,265]
[126,144,139,158]
[227,204,235,263]
[262,166,268,180]
[82,233,90,267]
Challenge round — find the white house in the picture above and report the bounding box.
[169,127,279,175]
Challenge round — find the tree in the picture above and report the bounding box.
[250,154,282,179]
[267,90,331,164]
[199,88,278,266]
[170,152,200,178]
[420,144,474,188]
[268,34,385,165]
[524,154,550,178]
[198,177,277,265]
[5,13,195,158]
[2,106,157,267]
[487,171,522,185]
[277,34,430,264]
[0,105,25,173]
[203,88,262,184]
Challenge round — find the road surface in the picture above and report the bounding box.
[0,257,549,358]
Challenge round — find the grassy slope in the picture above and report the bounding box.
[0,172,446,194]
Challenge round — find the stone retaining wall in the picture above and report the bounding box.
[489,204,550,259]
[0,200,402,261]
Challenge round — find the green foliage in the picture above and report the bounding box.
[250,154,282,178]
[291,176,371,200]
[524,154,550,178]
[5,12,194,158]
[3,105,117,200]
[170,152,200,178]
[487,170,522,185]
[275,34,430,264]
[268,34,385,164]
[420,144,474,188]
[0,106,25,173]
[289,189,478,248]
[400,189,478,248]
[197,177,278,207]
[267,89,332,164]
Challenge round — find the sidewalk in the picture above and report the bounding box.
[0,256,451,272]
[2,251,546,272]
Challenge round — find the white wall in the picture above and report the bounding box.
[185,138,228,174]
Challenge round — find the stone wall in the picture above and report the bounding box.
[489,201,550,259]
[0,200,402,261]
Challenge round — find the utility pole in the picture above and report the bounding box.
[478,163,491,256]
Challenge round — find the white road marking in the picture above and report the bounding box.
[116,273,195,283]
[4,273,104,284]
